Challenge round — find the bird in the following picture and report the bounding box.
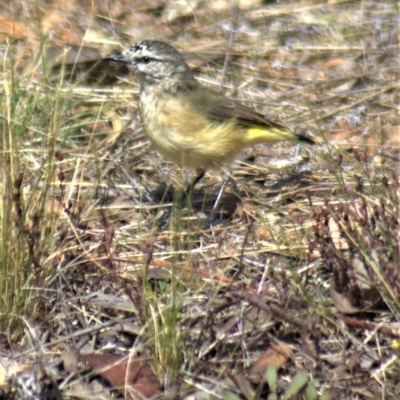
[105,40,314,222]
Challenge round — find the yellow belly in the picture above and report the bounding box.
[140,93,245,170]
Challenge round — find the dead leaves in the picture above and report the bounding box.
[249,342,293,383]
[81,354,160,400]
[62,349,160,400]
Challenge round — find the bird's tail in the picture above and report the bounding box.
[245,127,315,145]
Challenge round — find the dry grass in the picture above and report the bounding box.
[0,0,399,399]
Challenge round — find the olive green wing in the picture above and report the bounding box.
[189,87,286,129]
[209,100,288,130]
[189,87,314,144]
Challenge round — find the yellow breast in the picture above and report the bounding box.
[139,89,246,170]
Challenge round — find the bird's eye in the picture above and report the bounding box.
[142,56,150,63]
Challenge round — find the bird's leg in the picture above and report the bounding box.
[185,169,206,194]
[182,169,205,211]
[209,166,232,223]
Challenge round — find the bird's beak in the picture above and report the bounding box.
[104,53,128,63]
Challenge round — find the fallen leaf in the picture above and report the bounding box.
[66,381,112,400]
[249,342,293,383]
[81,353,160,399]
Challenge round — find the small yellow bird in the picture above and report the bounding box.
[105,40,314,221]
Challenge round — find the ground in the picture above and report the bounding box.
[0,0,399,399]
